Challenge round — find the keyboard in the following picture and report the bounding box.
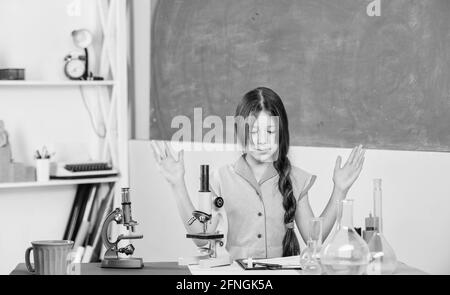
[64,162,113,172]
[50,162,118,179]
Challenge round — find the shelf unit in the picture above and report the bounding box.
[0,176,120,189]
[0,0,131,268]
[0,0,129,193]
[0,81,115,87]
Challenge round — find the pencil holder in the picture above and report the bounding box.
[36,159,50,182]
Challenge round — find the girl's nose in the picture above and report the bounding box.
[257,131,268,145]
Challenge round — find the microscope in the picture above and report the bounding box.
[101,188,144,268]
[179,165,231,268]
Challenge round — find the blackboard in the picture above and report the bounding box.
[151,0,450,152]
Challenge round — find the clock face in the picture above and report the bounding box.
[65,59,85,79]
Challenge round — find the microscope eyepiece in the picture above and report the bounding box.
[200,165,210,192]
[121,187,131,203]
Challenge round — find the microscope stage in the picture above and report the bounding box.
[186,233,224,240]
[101,257,144,269]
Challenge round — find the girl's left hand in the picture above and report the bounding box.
[333,145,365,194]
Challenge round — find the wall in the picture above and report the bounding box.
[130,0,155,140]
[0,0,102,275]
[130,140,450,275]
[129,0,449,275]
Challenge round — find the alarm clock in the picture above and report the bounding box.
[64,53,87,80]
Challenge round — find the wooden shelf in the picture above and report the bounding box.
[0,81,115,87]
[0,176,119,189]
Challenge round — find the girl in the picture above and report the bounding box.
[151,87,365,259]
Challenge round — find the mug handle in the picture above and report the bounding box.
[25,247,35,273]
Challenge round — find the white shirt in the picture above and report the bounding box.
[210,154,316,260]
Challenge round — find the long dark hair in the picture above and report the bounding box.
[234,87,300,257]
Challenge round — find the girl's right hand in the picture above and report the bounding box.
[150,141,185,186]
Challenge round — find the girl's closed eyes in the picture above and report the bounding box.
[247,112,279,163]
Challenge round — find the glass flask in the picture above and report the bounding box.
[320,199,370,275]
[301,240,322,275]
[300,218,323,265]
[300,218,323,274]
[367,179,398,275]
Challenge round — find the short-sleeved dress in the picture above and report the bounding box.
[210,154,316,260]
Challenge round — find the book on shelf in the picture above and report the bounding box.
[82,183,115,263]
[81,246,94,263]
[73,184,98,249]
[64,182,116,263]
[72,246,85,264]
[71,184,96,241]
[63,184,91,241]
[86,185,102,237]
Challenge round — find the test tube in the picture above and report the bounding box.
[373,179,382,232]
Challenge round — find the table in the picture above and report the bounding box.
[10,262,190,275]
[189,261,427,275]
[11,261,427,275]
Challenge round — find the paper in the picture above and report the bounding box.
[189,262,301,275]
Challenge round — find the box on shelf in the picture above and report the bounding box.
[0,68,25,80]
[0,120,35,183]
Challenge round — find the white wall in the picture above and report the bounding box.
[0,0,102,275]
[0,0,100,81]
[0,187,76,274]
[130,0,154,139]
[130,140,450,275]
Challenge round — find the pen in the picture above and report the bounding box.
[42,146,49,159]
[252,262,283,269]
[35,150,42,159]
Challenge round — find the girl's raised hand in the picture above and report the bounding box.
[150,141,185,186]
[333,145,365,194]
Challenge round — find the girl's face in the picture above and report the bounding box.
[247,111,279,163]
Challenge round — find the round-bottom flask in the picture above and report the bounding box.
[320,199,370,275]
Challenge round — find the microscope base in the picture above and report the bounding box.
[101,257,144,269]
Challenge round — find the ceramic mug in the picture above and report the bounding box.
[25,240,74,275]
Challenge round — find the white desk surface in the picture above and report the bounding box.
[188,261,427,275]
